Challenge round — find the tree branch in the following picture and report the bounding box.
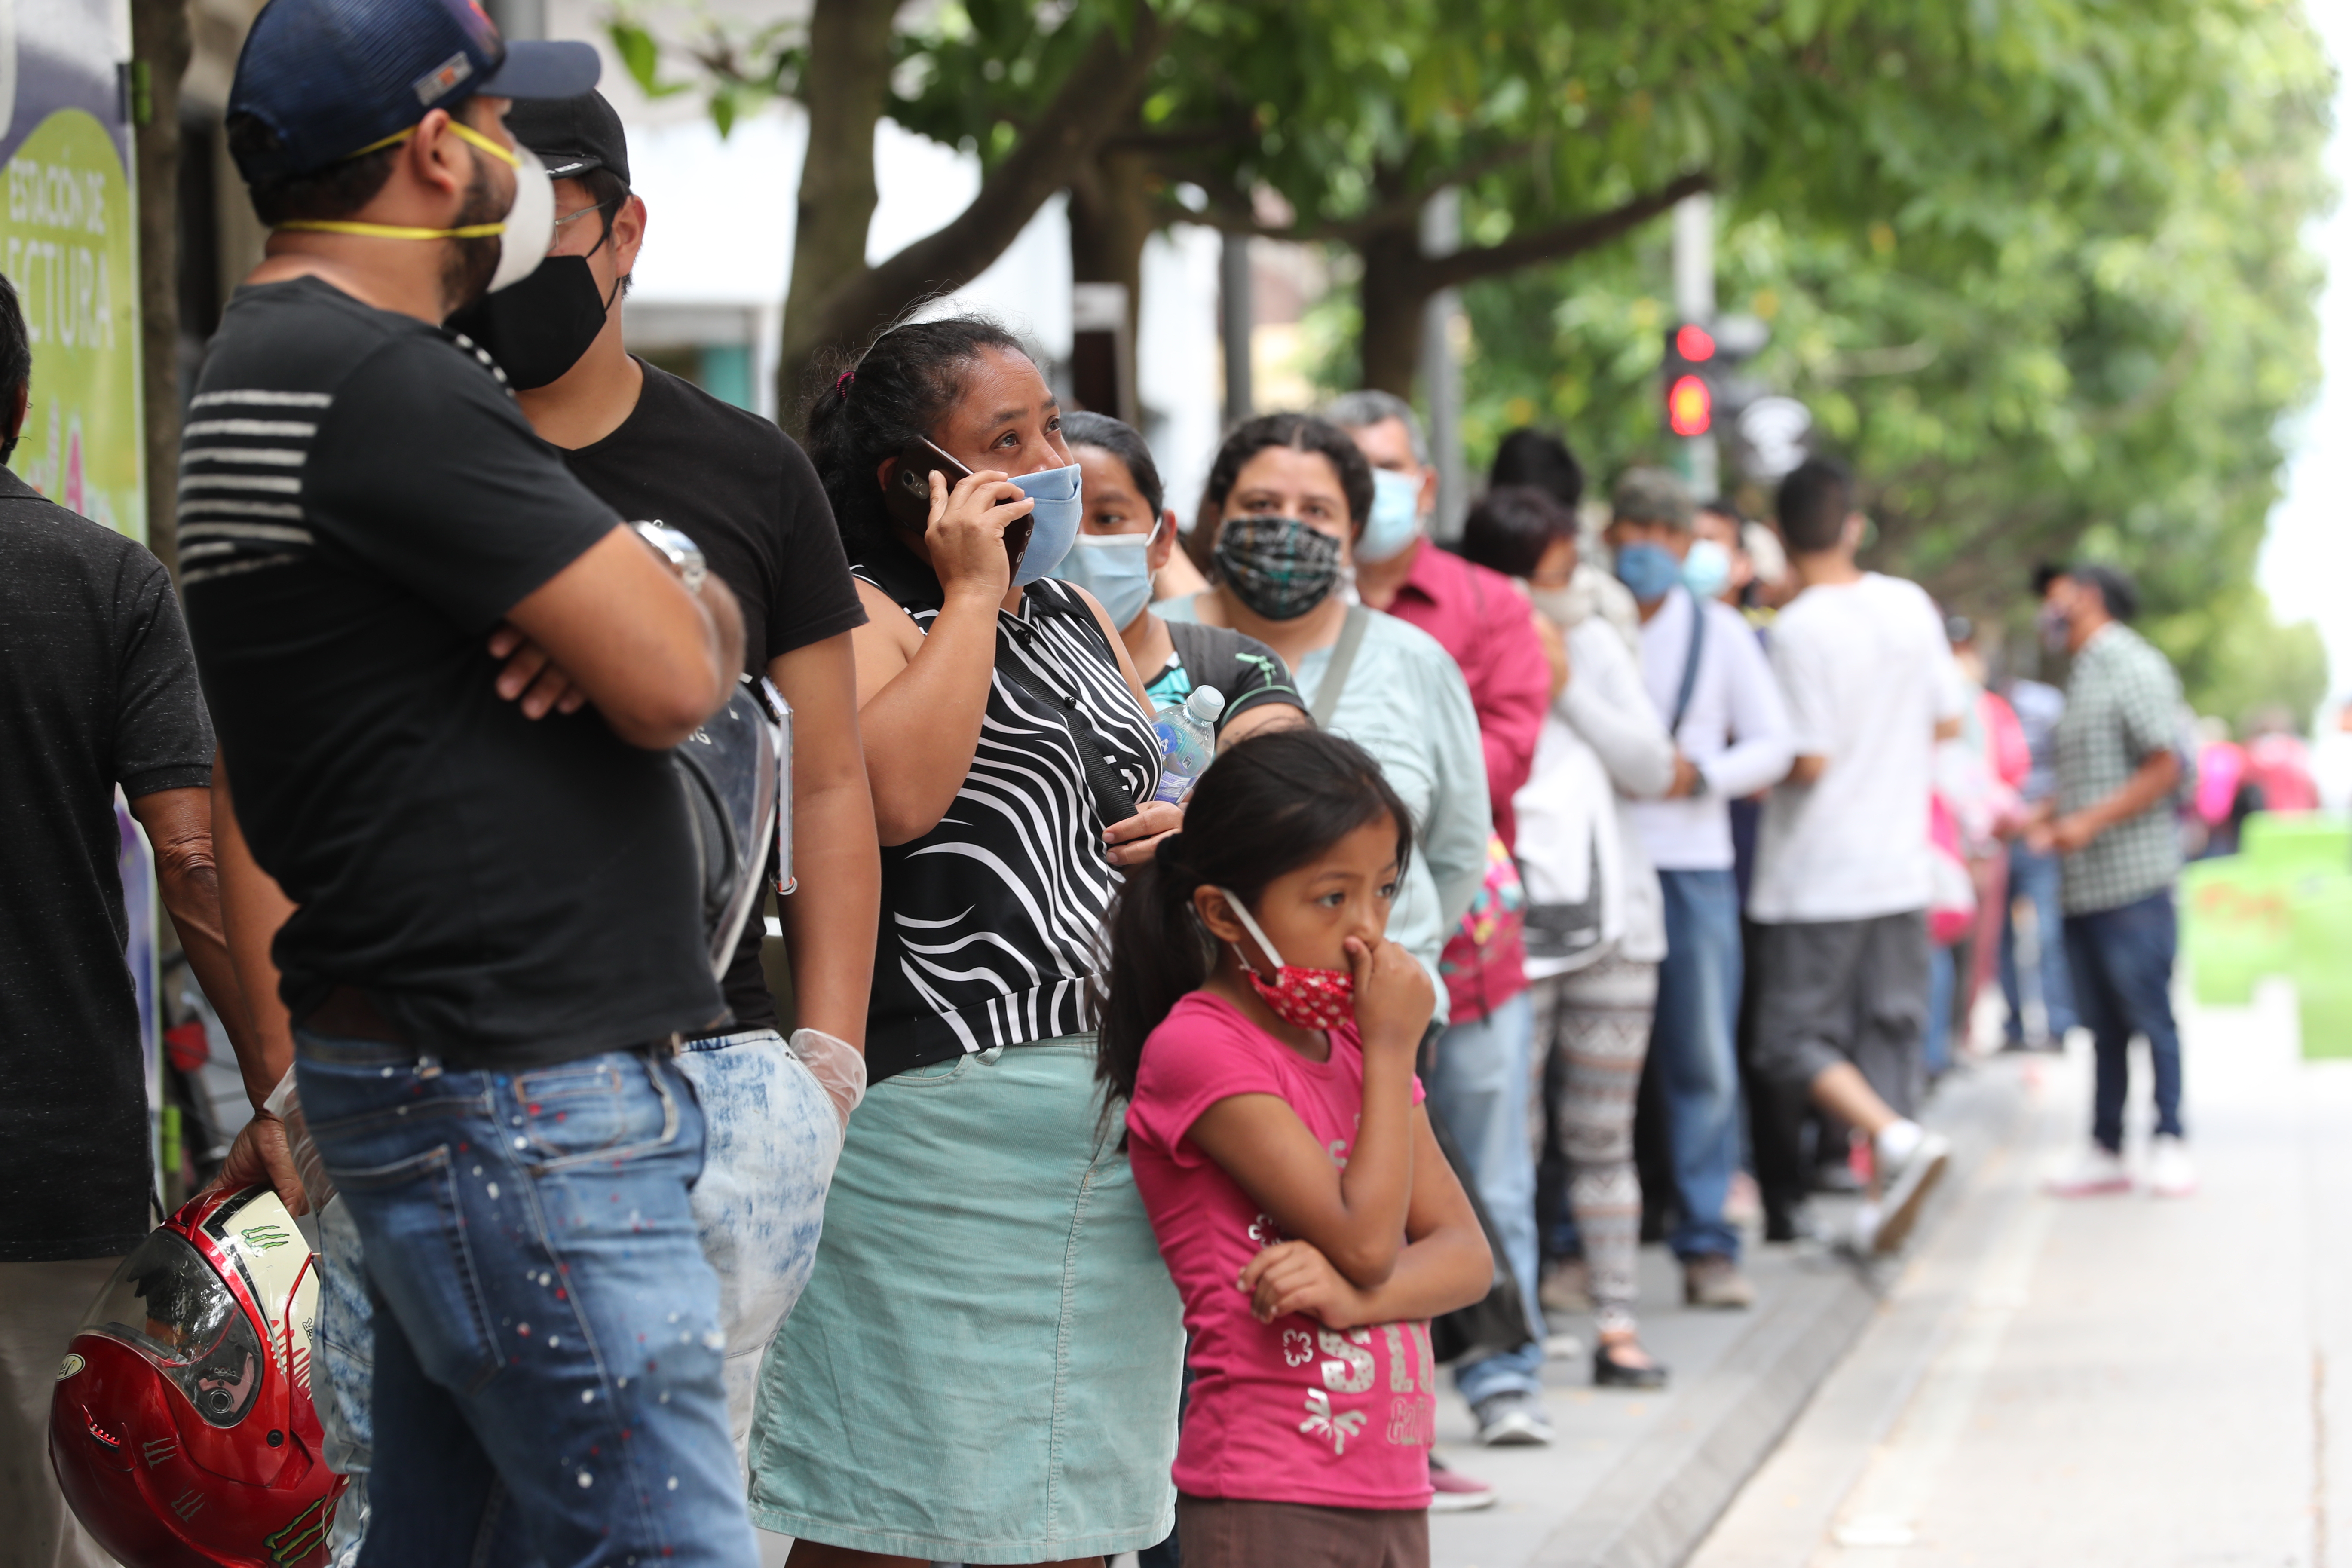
[799,0,1170,353]
[1414,170,1713,293]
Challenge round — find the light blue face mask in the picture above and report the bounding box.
[1357,468,1424,564]
[1681,537,1732,601]
[1613,541,1684,605]
[1009,461,1084,586]
[1055,523,1160,628]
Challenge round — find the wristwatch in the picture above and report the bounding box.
[632,520,707,593]
[1687,763,1712,799]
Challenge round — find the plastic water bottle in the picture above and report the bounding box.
[1152,686,1224,803]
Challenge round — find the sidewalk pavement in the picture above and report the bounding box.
[1428,1040,2033,1568]
[1687,978,2352,1567]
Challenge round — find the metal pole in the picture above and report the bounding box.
[1219,233,1253,428]
[1420,188,1466,540]
[1670,193,1718,499]
[488,0,545,40]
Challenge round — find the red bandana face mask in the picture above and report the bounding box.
[1220,890,1354,1032]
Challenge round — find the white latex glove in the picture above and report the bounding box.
[789,1027,867,1130]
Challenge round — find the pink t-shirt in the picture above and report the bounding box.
[1126,991,1436,1510]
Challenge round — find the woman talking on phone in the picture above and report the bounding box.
[746,317,1184,1568]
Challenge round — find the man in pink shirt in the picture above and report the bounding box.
[1331,391,1554,1451]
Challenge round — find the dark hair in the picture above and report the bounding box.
[2031,560,2066,597]
[233,128,401,227]
[567,166,633,294]
[802,314,1028,555]
[2067,562,2140,622]
[1776,456,1853,553]
[1202,412,1375,535]
[1696,496,1744,524]
[1095,729,1413,1103]
[1460,484,1574,579]
[1490,427,1583,511]
[0,269,28,404]
[1061,410,1164,517]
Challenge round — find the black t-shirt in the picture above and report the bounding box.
[555,362,865,1030]
[182,277,723,1064]
[0,475,217,1259]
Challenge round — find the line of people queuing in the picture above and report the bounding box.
[0,4,2209,1565]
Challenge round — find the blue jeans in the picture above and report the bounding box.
[1426,990,1544,1405]
[2061,890,2186,1151]
[1926,943,1955,1077]
[2001,843,2079,1041]
[1653,869,1745,1261]
[296,1035,757,1568]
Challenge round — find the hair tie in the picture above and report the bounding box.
[835,370,855,399]
[1153,832,1188,872]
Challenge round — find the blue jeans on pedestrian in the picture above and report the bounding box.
[2061,890,2186,1152]
[296,1034,758,1568]
[1926,943,1955,1077]
[1426,989,1545,1406]
[1653,869,1745,1261]
[2001,843,2079,1042]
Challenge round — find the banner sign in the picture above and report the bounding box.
[0,0,144,541]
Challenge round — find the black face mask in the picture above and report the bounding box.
[445,253,619,390]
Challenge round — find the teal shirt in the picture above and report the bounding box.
[1161,594,1493,1023]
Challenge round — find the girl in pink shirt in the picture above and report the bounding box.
[1098,729,1494,1568]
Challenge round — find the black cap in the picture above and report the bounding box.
[228,0,600,182]
[506,89,630,187]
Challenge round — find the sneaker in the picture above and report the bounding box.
[1681,1253,1757,1309]
[1867,1126,1951,1254]
[2046,1144,2132,1197]
[1539,1257,1595,1314]
[1427,1455,1498,1512]
[1472,1390,1554,1447]
[2146,1134,2197,1197]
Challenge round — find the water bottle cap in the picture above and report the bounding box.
[1186,685,1226,722]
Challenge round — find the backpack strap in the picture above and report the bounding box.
[1668,593,1708,738]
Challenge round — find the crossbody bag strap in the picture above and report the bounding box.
[1311,605,1372,729]
[1668,594,1708,738]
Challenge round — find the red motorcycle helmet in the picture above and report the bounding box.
[50,1185,345,1567]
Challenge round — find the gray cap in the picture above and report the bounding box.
[1611,466,1695,530]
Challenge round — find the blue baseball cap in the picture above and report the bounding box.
[227,0,601,183]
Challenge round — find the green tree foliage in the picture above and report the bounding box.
[1439,1,2331,720]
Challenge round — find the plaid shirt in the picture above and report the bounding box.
[2054,622,2184,913]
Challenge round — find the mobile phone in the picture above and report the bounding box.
[882,436,1035,577]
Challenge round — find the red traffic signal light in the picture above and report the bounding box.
[1674,323,1716,362]
[1667,373,1712,437]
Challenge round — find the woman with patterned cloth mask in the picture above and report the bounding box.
[747,317,1185,1568]
[1160,414,1491,1091]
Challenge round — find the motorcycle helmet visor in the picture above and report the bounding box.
[80,1228,267,1428]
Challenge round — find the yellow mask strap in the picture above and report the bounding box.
[274,120,521,241]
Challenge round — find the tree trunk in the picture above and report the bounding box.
[130,0,190,570]
[1356,217,1428,399]
[778,0,1170,429]
[775,0,897,433]
[1065,142,1157,420]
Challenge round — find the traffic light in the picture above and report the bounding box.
[1661,317,1769,438]
[1663,322,1716,436]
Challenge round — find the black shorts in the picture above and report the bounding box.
[1746,910,1932,1115]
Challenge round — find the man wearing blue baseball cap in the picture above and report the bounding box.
[184,0,761,1562]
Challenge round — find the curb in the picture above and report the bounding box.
[1528,1063,2031,1568]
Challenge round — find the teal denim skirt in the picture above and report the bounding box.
[746,1035,1183,1562]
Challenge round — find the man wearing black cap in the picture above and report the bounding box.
[186,0,760,1562]
[443,88,879,1451]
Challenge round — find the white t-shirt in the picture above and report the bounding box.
[1749,573,1968,924]
[1623,588,1795,872]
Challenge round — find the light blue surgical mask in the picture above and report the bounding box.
[1681,537,1732,601]
[1055,523,1160,628]
[1008,462,1083,585]
[1357,468,1424,563]
[1613,542,1683,604]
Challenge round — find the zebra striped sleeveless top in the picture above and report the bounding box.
[857,551,1162,1081]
